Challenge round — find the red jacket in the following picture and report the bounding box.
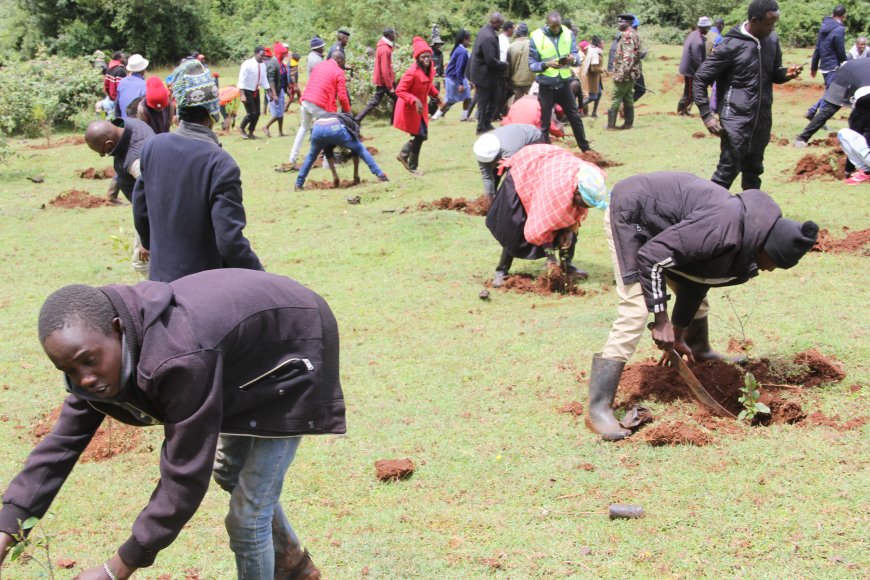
[104,59,126,100]
[393,62,438,135]
[501,95,565,138]
[373,37,395,88]
[301,59,350,113]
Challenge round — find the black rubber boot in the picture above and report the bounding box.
[621,105,634,130]
[407,152,423,175]
[585,354,631,441]
[396,141,412,172]
[685,317,747,364]
[607,109,618,130]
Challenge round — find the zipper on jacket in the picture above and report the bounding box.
[87,400,162,425]
[238,357,313,390]
[748,41,763,149]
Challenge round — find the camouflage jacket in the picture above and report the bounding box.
[613,28,642,83]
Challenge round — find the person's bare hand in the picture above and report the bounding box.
[810,69,817,79]
[786,65,802,80]
[672,326,696,364]
[0,531,15,567]
[703,114,722,135]
[239,92,246,103]
[458,84,465,93]
[138,248,150,262]
[649,314,674,353]
[415,100,423,115]
[545,59,560,69]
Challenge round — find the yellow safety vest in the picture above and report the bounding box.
[531,28,573,79]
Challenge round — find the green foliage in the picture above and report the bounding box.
[11,515,56,579]
[0,47,102,138]
[737,372,771,422]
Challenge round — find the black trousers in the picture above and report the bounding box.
[711,132,767,191]
[356,85,397,123]
[476,83,498,132]
[798,100,841,142]
[539,81,589,151]
[240,89,261,132]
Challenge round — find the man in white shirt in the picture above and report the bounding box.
[237,46,273,140]
[496,21,514,119]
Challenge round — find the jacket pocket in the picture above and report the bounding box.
[237,357,314,391]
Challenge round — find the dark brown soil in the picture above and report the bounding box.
[660,74,682,93]
[306,179,366,190]
[727,337,754,353]
[614,349,848,445]
[418,195,491,216]
[375,458,415,482]
[490,270,587,297]
[790,148,846,181]
[366,146,379,156]
[769,134,790,146]
[27,136,86,149]
[558,401,584,416]
[49,189,113,209]
[575,150,622,168]
[77,167,116,179]
[692,131,706,139]
[801,412,870,431]
[811,227,870,256]
[56,559,76,569]
[32,406,143,463]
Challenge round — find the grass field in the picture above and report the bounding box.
[0,43,868,578]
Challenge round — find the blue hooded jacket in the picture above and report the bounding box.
[811,16,846,73]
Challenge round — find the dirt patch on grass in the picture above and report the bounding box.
[375,458,415,482]
[790,148,846,181]
[558,401,584,416]
[366,146,379,156]
[575,150,622,168]
[661,74,682,93]
[805,132,840,148]
[774,81,824,100]
[305,179,366,190]
[418,195,491,216]
[692,131,706,139]
[32,406,143,463]
[769,134,790,145]
[48,189,113,209]
[613,349,850,445]
[28,136,85,149]
[489,270,588,297]
[811,227,870,256]
[77,167,116,179]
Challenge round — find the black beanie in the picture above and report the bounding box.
[763,219,819,269]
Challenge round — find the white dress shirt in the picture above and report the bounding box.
[238,57,269,91]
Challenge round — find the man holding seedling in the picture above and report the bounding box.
[585,172,819,441]
[0,269,342,579]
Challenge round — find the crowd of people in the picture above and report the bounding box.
[0,0,865,577]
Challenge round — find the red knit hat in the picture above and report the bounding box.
[264,47,273,57]
[412,36,432,59]
[273,41,288,58]
[145,76,170,110]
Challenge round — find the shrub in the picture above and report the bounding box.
[0,47,102,138]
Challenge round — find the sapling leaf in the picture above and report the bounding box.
[22,517,39,530]
[738,410,747,421]
[10,542,25,561]
[755,402,771,414]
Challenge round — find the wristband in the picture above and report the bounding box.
[104,561,118,580]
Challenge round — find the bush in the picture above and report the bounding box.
[0,47,102,138]
[345,46,415,120]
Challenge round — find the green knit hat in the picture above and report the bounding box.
[170,60,220,120]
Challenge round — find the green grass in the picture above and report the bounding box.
[0,43,867,578]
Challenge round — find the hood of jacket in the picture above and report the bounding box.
[818,15,844,37]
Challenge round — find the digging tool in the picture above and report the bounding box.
[662,349,736,418]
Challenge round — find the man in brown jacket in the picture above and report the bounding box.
[507,23,534,100]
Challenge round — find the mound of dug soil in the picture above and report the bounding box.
[490,270,587,296]
[575,150,622,168]
[77,167,116,179]
[692,132,706,139]
[32,406,143,463]
[375,458,415,482]
[418,195,491,216]
[305,179,366,190]
[28,136,85,149]
[366,146,379,156]
[49,190,113,209]
[790,148,846,181]
[811,227,870,256]
[614,349,853,445]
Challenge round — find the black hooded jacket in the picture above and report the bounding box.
[609,172,782,327]
[693,25,790,155]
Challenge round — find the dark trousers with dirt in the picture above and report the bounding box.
[240,89,261,135]
[677,76,694,115]
[711,132,767,190]
[538,81,590,151]
[356,85,397,123]
[798,100,840,143]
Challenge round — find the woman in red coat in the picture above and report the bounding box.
[394,37,441,175]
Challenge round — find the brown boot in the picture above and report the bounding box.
[274,546,321,580]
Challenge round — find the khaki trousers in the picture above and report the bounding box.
[601,207,708,362]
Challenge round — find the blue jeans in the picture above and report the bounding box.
[808,71,836,116]
[212,435,302,579]
[296,122,384,187]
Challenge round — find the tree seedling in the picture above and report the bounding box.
[10,515,56,579]
[737,372,770,422]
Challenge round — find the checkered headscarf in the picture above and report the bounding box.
[170,61,220,119]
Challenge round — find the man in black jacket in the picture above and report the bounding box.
[133,60,263,283]
[585,172,818,440]
[0,269,341,578]
[470,12,507,134]
[693,0,802,190]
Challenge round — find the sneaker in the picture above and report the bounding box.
[378,174,389,182]
[492,270,507,288]
[844,171,870,185]
[238,128,249,140]
[803,110,815,121]
[793,138,807,148]
[294,184,305,191]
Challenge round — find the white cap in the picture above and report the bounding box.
[697,16,713,27]
[473,133,501,163]
[852,85,870,107]
[576,163,608,209]
[529,81,540,95]
[126,54,149,72]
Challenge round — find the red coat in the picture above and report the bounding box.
[393,63,438,135]
[301,59,350,113]
[502,95,565,138]
[372,38,394,88]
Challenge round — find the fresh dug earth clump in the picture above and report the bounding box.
[615,349,852,445]
[305,179,366,190]
[418,195,491,216]
[575,150,622,168]
[28,136,86,149]
[490,270,587,297]
[32,406,143,463]
[811,227,870,256]
[692,131,706,139]
[49,189,113,209]
[790,148,846,181]
[375,458,415,482]
[366,146,379,156]
[77,167,116,179]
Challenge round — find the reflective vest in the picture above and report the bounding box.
[531,28,573,80]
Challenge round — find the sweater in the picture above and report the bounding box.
[301,59,350,113]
